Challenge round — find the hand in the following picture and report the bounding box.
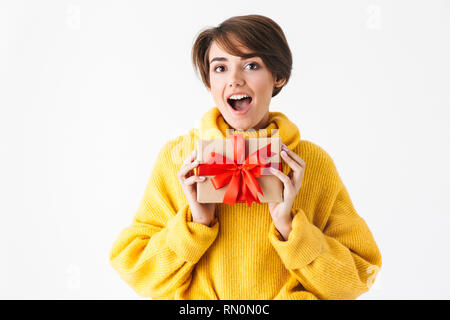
[177,149,217,227]
[268,144,306,240]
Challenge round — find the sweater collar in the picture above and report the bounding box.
[196,107,301,150]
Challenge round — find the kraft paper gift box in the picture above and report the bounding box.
[194,133,283,206]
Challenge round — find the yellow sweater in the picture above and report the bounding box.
[109,107,382,300]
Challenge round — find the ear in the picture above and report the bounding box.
[274,77,286,88]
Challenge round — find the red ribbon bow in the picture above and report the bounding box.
[196,134,281,206]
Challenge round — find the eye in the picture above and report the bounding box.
[213,65,225,73]
[245,62,259,70]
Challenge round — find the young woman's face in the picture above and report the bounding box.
[208,40,284,131]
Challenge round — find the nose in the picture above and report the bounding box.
[228,69,245,88]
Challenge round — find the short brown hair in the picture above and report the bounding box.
[192,15,292,97]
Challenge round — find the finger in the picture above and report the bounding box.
[180,149,198,174]
[183,175,206,186]
[183,149,197,166]
[288,170,294,180]
[280,150,303,173]
[281,150,305,190]
[178,159,199,179]
[282,145,306,168]
[270,167,293,189]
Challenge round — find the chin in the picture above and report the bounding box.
[227,120,254,131]
[218,107,259,131]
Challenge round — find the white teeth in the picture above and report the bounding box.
[229,94,250,100]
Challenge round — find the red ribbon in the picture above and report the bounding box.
[196,134,281,206]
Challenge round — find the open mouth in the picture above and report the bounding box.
[227,96,253,112]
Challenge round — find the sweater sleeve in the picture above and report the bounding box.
[109,141,219,299]
[269,182,382,300]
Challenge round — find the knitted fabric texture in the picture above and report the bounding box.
[109,107,382,300]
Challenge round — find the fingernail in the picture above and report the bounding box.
[282,144,289,151]
[199,176,206,180]
[281,150,287,157]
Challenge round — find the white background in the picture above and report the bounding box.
[1,0,449,299]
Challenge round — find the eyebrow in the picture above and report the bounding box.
[209,54,260,64]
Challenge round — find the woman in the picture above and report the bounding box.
[110,14,382,300]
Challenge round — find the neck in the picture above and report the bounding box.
[252,112,270,130]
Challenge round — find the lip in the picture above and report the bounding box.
[225,91,252,101]
[225,92,253,116]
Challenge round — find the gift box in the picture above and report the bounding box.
[194,133,283,206]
